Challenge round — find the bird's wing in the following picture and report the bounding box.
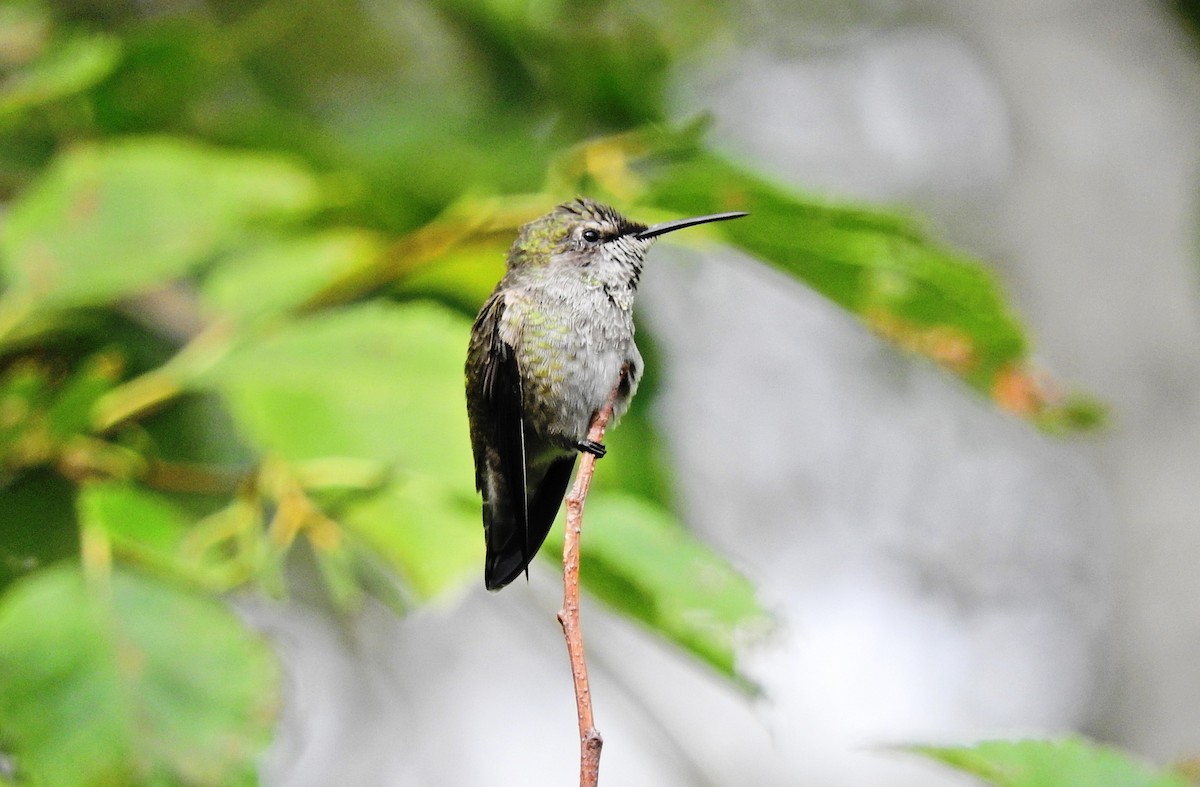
[468,293,531,567]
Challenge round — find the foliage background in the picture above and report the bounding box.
[1,0,1199,785]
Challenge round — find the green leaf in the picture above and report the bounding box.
[546,493,768,685]
[908,738,1191,787]
[206,301,474,489]
[79,481,192,564]
[0,564,279,786]
[340,477,482,600]
[0,137,320,308]
[0,32,122,119]
[201,229,387,326]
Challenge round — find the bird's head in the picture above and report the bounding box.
[507,198,746,278]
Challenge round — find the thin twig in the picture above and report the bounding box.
[558,372,625,787]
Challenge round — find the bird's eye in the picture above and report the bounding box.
[581,228,601,243]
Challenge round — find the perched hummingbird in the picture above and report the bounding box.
[465,198,747,590]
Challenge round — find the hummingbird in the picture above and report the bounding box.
[465,197,747,590]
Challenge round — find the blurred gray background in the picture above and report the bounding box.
[248,1,1200,784]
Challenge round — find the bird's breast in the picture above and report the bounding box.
[514,282,640,444]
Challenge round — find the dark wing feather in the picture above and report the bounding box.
[468,295,533,589]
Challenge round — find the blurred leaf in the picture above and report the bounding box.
[0,352,121,475]
[0,564,278,786]
[322,100,551,233]
[136,392,258,470]
[644,152,1025,374]
[0,1,49,68]
[307,534,366,613]
[79,481,191,564]
[633,145,1101,430]
[0,470,77,591]
[340,477,481,600]
[45,351,122,438]
[1175,0,1200,40]
[430,0,686,132]
[909,738,1190,787]
[345,537,409,613]
[88,18,235,137]
[78,481,253,591]
[546,493,767,685]
[205,301,473,488]
[0,32,122,119]
[308,192,548,310]
[1173,757,1200,784]
[0,137,320,308]
[292,456,390,492]
[0,359,54,473]
[392,238,508,315]
[591,397,672,500]
[201,229,387,326]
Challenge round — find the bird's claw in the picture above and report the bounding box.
[576,439,607,458]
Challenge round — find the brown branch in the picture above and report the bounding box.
[558,372,625,787]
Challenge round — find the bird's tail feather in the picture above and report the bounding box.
[483,455,577,590]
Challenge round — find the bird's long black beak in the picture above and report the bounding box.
[635,211,748,240]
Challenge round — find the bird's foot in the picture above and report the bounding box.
[576,439,607,458]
